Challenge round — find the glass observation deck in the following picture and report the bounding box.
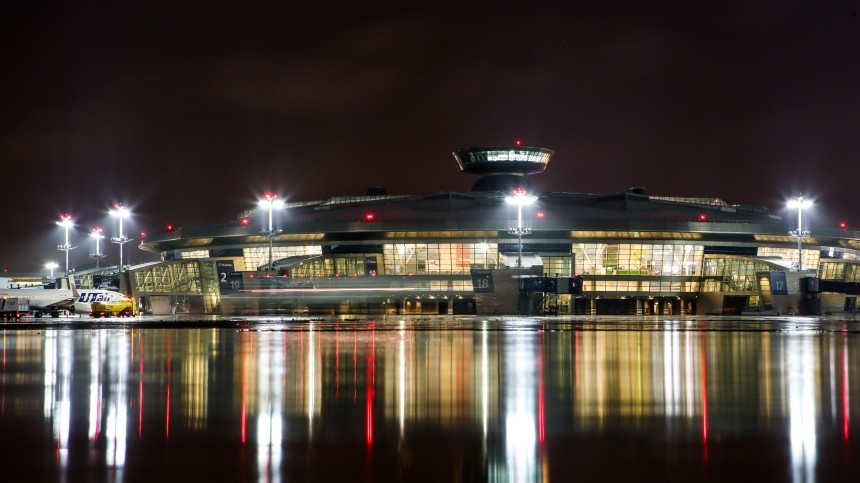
[452,146,554,175]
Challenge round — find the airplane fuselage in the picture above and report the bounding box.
[0,288,128,316]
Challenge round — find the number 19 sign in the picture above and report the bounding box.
[217,260,244,291]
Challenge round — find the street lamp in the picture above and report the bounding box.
[504,188,538,268]
[787,195,812,272]
[56,213,77,277]
[90,227,106,268]
[259,193,285,271]
[109,203,132,270]
[45,261,58,279]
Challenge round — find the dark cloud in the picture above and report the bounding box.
[1,1,859,272]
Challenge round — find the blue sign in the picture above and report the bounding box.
[769,272,788,295]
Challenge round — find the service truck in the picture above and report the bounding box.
[1,297,30,320]
[90,298,136,318]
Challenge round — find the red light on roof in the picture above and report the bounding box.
[698,213,708,221]
[839,221,847,229]
[166,224,174,231]
[240,217,250,226]
[536,211,545,219]
[515,139,523,146]
[364,212,376,221]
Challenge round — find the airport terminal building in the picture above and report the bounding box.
[114,145,859,316]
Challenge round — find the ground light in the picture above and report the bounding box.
[56,213,76,277]
[109,203,131,270]
[787,195,812,271]
[259,193,285,271]
[504,188,538,268]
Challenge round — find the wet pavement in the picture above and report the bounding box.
[1,314,859,482]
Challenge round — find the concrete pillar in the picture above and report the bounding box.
[590,298,597,315]
[636,299,643,316]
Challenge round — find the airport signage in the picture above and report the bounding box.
[217,261,243,291]
[769,272,788,295]
[470,269,494,293]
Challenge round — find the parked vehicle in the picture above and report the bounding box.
[1,297,30,320]
[90,299,137,318]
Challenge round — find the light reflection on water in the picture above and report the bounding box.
[1,317,859,482]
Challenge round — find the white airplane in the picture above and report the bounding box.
[0,287,129,318]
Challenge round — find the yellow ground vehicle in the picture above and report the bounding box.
[90,299,137,318]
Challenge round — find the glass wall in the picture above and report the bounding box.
[701,256,776,292]
[287,255,382,278]
[819,261,860,282]
[383,243,499,275]
[242,246,322,271]
[572,243,703,276]
[130,260,220,312]
[757,247,819,270]
[583,280,701,294]
[543,256,572,278]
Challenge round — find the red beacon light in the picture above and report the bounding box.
[514,139,523,146]
[698,213,708,222]
[166,224,175,232]
[240,217,250,226]
[364,212,376,222]
[536,211,545,219]
[839,221,848,229]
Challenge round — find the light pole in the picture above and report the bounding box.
[259,193,285,271]
[90,227,105,268]
[787,195,812,272]
[45,261,58,279]
[109,203,131,271]
[505,188,538,268]
[56,213,77,277]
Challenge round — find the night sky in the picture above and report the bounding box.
[1,2,858,273]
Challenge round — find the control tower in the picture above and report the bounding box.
[452,145,554,192]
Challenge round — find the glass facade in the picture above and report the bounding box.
[573,243,703,276]
[701,256,777,292]
[139,236,860,315]
[583,280,701,294]
[757,247,819,270]
[130,260,220,313]
[242,246,322,271]
[383,243,499,275]
[819,261,860,282]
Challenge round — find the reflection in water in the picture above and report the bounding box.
[788,336,816,483]
[1,319,859,482]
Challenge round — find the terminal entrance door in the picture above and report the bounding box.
[722,295,747,315]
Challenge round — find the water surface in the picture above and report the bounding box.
[1,316,859,482]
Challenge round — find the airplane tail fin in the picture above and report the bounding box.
[62,275,80,299]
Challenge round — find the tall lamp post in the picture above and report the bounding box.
[259,193,285,271]
[109,203,131,271]
[90,227,106,268]
[56,213,76,277]
[788,195,812,272]
[45,261,59,279]
[505,188,538,268]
